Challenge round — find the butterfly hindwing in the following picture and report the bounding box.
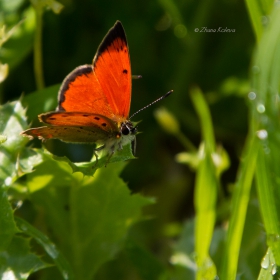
[22,125,114,144]
[39,111,119,130]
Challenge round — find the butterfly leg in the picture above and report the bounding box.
[92,145,105,167]
[117,142,123,151]
[105,151,114,167]
[104,143,119,167]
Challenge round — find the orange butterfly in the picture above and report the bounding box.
[21,21,172,162]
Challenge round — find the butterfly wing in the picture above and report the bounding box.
[21,112,119,143]
[39,111,118,129]
[22,126,112,143]
[58,21,131,118]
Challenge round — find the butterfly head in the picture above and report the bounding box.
[120,120,137,136]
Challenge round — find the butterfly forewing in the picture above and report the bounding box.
[93,21,131,118]
[58,21,131,119]
[57,65,113,117]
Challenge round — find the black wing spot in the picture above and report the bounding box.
[83,114,89,117]
[94,117,100,120]
[123,69,128,74]
[49,117,56,120]
[101,123,107,127]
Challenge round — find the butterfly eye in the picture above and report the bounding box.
[121,125,130,135]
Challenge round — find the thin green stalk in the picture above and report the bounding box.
[190,87,218,280]
[34,7,45,89]
[244,0,273,42]
[250,3,280,266]
[220,133,258,280]
[256,147,280,263]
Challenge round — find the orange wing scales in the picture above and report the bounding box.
[93,21,131,118]
[58,21,131,119]
[58,65,113,117]
[39,112,120,130]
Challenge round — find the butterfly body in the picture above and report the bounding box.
[22,21,137,158]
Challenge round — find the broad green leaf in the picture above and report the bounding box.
[58,143,135,176]
[0,101,29,187]
[18,147,44,174]
[0,188,18,250]
[15,217,73,280]
[123,238,166,280]
[25,159,151,279]
[0,236,48,280]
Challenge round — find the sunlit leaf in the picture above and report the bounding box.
[0,188,18,250]
[0,236,48,280]
[0,101,29,187]
[15,217,73,280]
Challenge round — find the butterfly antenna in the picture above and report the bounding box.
[130,90,173,119]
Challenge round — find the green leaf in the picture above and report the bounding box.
[123,238,166,280]
[0,188,18,250]
[57,143,135,176]
[257,248,275,280]
[245,0,273,42]
[18,147,44,174]
[0,101,29,187]
[250,3,280,267]
[221,135,259,280]
[0,236,48,280]
[15,217,73,280]
[190,87,218,280]
[25,158,151,279]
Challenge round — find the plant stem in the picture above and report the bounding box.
[34,7,45,90]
